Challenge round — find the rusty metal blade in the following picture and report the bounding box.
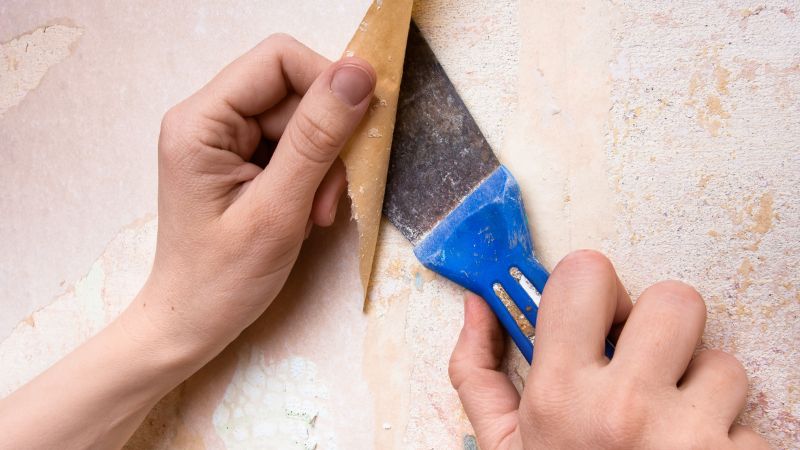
[384,22,499,245]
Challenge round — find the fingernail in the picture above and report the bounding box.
[331,64,373,106]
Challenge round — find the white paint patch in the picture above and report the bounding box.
[0,217,156,395]
[213,346,338,449]
[510,267,542,307]
[0,24,82,116]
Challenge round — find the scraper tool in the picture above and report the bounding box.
[384,23,614,362]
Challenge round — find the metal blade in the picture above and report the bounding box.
[384,22,499,245]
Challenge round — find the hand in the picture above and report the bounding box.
[0,35,377,450]
[128,35,376,356]
[449,250,769,449]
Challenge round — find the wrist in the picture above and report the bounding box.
[115,282,229,382]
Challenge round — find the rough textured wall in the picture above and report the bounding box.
[503,1,799,446]
[1,0,797,448]
[606,2,799,443]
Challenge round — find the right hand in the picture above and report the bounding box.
[449,250,769,449]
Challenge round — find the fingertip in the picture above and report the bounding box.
[613,280,708,384]
[548,249,617,287]
[330,57,376,107]
[535,250,626,368]
[694,349,748,388]
[449,294,522,447]
[465,291,483,303]
[463,292,496,331]
[450,293,503,388]
[463,292,482,320]
[546,249,619,312]
[337,56,377,88]
[636,280,708,336]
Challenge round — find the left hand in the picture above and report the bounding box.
[0,35,377,450]
[130,34,376,357]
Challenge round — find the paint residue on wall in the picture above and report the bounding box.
[501,0,617,268]
[213,346,336,449]
[1,23,82,116]
[749,192,775,235]
[0,217,156,396]
[608,3,800,446]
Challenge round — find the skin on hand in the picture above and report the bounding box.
[450,250,770,450]
[127,34,377,359]
[0,35,376,450]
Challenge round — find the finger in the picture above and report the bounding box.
[258,94,302,140]
[729,424,770,449]
[310,158,347,227]
[679,350,748,426]
[449,293,521,449]
[167,35,330,162]
[608,277,632,343]
[533,250,632,370]
[198,34,329,116]
[612,281,707,384]
[248,57,375,222]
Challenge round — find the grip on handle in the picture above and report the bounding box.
[414,165,614,362]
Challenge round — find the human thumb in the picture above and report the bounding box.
[252,57,375,217]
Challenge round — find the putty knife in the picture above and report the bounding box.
[385,23,614,362]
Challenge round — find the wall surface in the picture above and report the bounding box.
[1,0,798,448]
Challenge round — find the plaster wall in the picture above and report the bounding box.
[1,1,798,448]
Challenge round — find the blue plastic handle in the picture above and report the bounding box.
[414,165,615,363]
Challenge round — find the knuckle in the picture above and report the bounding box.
[264,32,296,47]
[596,385,648,444]
[447,363,457,387]
[159,103,226,172]
[447,340,470,389]
[447,358,463,389]
[557,249,615,276]
[160,105,183,136]
[289,109,342,163]
[159,105,195,165]
[254,34,300,68]
[242,203,279,235]
[524,374,575,421]
[697,349,748,386]
[226,210,301,271]
[522,373,649,447]
[646,280,706,316]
